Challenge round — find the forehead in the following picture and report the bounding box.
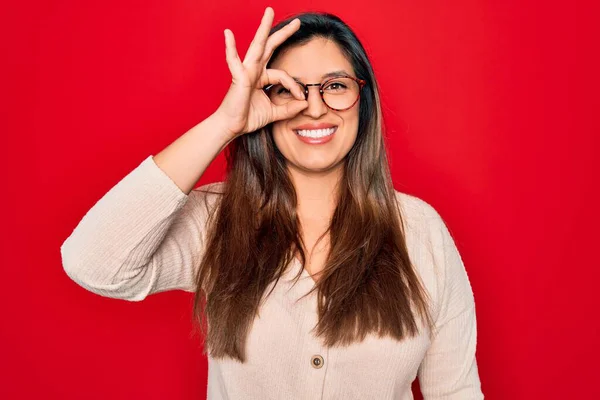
[270,37,354,80]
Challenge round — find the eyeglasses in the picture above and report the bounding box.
[264,75,366,112]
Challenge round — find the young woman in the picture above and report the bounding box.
[61,7,484,399]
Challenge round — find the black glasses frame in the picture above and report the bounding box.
[264,75,367,112]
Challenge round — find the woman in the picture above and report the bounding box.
[61,7,484,399]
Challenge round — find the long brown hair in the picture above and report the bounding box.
[192,12,433,362]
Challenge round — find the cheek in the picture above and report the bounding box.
[272,121,286,135]
[271,122,288,152]
[344,110,360,138]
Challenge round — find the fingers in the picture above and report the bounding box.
[263,69,305,100]
[272,100,309,122]
[244,7,275,64]
[224,29,244,78]
[262,18,301,63]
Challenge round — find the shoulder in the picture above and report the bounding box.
[187,181,226,218]
[393,189,447,234]
[192,180,226,196]
[392,190,455,284]
[393,189,472,318]
[392,188,461,257]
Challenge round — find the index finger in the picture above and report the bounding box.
[243,7,275,64]
[262,18,301,64]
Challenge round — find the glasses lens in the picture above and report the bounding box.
[266,82,304,105]
[322,77,361,110]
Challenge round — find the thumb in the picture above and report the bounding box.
[271,100,309,122]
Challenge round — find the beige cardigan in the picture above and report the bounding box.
[61,155,483,399]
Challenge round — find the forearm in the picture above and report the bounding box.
[153,113,235,195]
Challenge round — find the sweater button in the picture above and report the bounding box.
[311,355,324,369]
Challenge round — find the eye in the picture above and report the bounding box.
[268,84,295,98]
[324,81,348,91]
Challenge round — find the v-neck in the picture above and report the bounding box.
[293,256,318,286]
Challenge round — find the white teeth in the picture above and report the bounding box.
[296,127,336,138]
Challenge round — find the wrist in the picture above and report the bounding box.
[208,111,240,141]
[202,112,237,146]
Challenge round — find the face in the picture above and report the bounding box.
[269,37,360,177]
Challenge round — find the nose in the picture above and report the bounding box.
[302,85,328,119]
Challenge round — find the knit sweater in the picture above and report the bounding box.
[60,155,484,399]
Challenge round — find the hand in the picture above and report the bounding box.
[212,7,309,139]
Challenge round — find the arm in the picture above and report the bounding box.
[60,115,231,301]
[417,207,484,399]
[60,7,311,302]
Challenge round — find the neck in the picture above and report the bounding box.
[288,164,343,223]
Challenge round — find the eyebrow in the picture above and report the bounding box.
[291,70,352,81]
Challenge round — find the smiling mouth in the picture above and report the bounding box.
[294,126,338,138]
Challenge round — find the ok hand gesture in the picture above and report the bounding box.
[214,7,309,139]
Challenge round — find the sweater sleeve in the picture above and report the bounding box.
[60,155,222,301]
[417,205,484,399]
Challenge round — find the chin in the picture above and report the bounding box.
[292,157,346,173]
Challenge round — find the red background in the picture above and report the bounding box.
[2,0,598,399]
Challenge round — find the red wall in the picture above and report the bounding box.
[2,1,598,398]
